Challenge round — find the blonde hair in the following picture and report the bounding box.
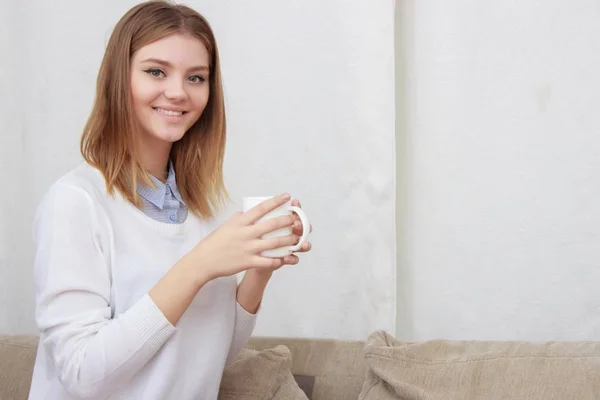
[81,0,227,219]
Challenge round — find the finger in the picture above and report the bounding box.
[253,235,299,252]
[242,193,291,225]
[252,215,295,237]
[292,220,302,235]
[282,255,299,265]
[253,256,284,269]
[291,217,301,230]
[294,241,311,253]
[291,199,301,207]
[292,221,313,236]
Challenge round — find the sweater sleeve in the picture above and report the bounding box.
[225,301,259,366]
[33,183,176,399]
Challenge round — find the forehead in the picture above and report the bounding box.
[132,33,209,66]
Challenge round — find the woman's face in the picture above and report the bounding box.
[130,32,210,147]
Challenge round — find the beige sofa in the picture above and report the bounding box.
[4,331,600,400]
[0,333,366,400]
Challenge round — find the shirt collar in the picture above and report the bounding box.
[137,160,184,210]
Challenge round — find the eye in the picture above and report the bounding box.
[188,75,206,84]
[143,68,165,78]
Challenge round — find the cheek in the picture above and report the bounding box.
[189,87,210,113]
[130,77,159,109]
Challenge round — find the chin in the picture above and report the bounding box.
[153,129,187,143]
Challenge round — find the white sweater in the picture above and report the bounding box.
[28,163,257,400]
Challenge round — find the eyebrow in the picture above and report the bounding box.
[140,58,209,72]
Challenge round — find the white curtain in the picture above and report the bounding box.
[0,0,397,340]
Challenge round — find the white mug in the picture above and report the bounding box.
[242,196,311,258]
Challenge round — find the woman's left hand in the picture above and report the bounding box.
[290,199,312,252]
[277,199,312,266]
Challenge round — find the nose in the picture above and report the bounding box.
[163,78,187,102]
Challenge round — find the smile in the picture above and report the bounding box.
[154,107,187,117]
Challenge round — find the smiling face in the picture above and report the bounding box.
[130,32,210,151]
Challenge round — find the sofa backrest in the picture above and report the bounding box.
[247,336,367,400]
[0,334,38,400]
[0,334,367,400]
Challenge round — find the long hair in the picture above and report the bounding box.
[80,0,227,219]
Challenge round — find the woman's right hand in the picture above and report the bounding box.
[190,193,299,281]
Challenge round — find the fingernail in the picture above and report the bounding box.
[282,193,291,200]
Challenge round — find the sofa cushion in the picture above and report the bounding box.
[219,345,308,400]
[0,334,39,400]
[247,336,367,400]
[360,330,600,400]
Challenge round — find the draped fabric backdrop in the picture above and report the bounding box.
[0,0,397,339]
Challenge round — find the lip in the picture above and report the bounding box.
[154,106,187,113]
[153,107,187,121]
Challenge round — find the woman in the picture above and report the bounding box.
[28,2,311,399]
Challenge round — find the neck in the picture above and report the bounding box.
[138,137,172,182]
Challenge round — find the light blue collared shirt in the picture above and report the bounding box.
[137,161,188,224]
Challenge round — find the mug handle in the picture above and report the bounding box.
[288,206,310,252]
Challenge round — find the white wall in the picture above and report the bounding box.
[396,0,600,341]
[0,0,397,339]
[1,1,117,334]
[5,0,600,342]
[0,0,33,334]
[203,0,396,339]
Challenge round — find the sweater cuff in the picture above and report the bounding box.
[235,301,258,335]
[127,294,177,351]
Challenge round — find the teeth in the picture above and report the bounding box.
[155,108,183,116]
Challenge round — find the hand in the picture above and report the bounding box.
[290,198,312,254]
[189,193,299,281]
[256,198,313,272]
